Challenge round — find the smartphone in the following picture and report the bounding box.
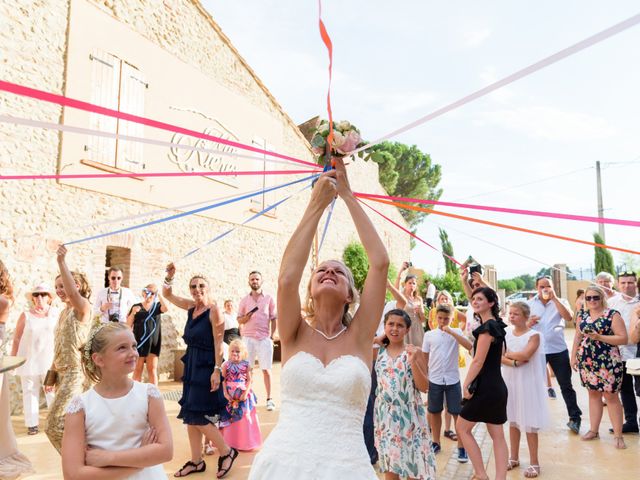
[248,306,259,314]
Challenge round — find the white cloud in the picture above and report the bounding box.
[461,27,492,48]
[475,106,616,141]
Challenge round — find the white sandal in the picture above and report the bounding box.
[524,465,540,478]
[507,459,520,470]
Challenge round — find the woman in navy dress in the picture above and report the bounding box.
[163,263,238,478]
[457,286,508,480]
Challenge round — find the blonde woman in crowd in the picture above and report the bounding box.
[571,285,627,449]
[45,245,92,453]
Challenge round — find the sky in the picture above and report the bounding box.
[205,0,640,279]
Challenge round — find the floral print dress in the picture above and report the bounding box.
[374,347,436,480]
[577,308,623,393]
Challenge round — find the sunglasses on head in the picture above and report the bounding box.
[110,276,122,280]
[585,295,601,302]
[618,271,637,278]
[32,292,49,298]
[190,283,206,289]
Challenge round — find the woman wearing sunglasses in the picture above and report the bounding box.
[570,285,627,448]
[163,263,238,478]
[11,283,60,435]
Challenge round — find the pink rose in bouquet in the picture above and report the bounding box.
[336,129,361,155]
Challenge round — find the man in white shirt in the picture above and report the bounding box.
[425,280,436,309]
[608,271,640,433]
[422,305,473,463]
[94,267,137,323]
[527,276,582,433]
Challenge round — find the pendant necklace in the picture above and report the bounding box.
[313,325,347,340]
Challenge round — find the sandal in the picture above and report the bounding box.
[174,459,206,477]
[216,447,238,479]
[614,436,627,449]
[443,429,458,441]
[581,430,599,441]
[524,465,540,478]
[507,459,521,470]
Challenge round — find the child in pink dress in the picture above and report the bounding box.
[220,339,262,451]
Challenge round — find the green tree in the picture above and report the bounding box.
[370,141,443,231]
[517,274,535,290]
[498,279,518,294]
[438,228,458,275]
[342,242,369,292]
[424,272,465,304]
[593,232,615,276]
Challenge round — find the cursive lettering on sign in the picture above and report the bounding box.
[168,126,239,186]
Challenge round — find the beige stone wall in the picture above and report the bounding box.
[0,0,410,412]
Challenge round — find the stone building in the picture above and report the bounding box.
[0,0,410,392]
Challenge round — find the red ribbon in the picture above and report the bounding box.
[318,0,334,160]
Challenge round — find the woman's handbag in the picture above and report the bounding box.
[627,358,640,376]
[43,369,58,386]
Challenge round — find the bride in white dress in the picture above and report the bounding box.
[249,158,389,479]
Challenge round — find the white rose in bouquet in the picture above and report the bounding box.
[336,120,352,132]
[331,130,346,149]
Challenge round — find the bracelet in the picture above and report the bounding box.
[213,366,221,372]
[164,276,174,284]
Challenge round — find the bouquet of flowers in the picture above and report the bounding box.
[310,119,370,165]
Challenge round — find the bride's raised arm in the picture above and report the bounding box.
[334,158,389,344]
[277,170,338,345]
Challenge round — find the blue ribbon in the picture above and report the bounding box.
[181,184,311,258]
[317,197,336,254]
[64,174,319,245]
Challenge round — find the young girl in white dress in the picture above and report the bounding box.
[501,301,549,479]
[62,322,173,479]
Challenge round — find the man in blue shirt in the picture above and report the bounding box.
[527,276,582,434]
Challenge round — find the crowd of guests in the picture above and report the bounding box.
[1,238,639,479]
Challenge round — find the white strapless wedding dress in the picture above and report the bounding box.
[248,351,377,479]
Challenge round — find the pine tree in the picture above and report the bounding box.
[593,232,615,275]
[438,228,457,274]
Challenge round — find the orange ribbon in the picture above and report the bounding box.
[368,198,640,256]
[318,0,334,160]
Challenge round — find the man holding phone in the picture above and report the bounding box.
[238,270,278,411]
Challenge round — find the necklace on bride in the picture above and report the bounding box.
[313,325,347,340]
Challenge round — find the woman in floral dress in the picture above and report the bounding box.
[374,308,435,480]
[570,285,628,449]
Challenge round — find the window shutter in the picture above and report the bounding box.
[116,62,146,172]
[88,49,119,166]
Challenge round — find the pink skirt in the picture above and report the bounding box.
[221,406,262,451]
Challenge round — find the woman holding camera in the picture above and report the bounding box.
[570,285,627,448]
[127,284,168,385]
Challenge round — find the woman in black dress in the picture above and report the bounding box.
[127,283,168,385]
[163,263,238,478]
[457,286,508,480]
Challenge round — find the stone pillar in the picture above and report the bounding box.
[552,264,568,299]
[484,264,497,290]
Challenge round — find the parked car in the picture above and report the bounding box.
[506,290,537,302]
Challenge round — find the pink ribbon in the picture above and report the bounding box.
[0,80,318,168]
[354,192,640,228]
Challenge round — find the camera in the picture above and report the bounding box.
[109,312,120,322]
[407,261,412,267]
[469,263,483,276]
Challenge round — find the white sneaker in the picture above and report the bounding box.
[266,398,276,411]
